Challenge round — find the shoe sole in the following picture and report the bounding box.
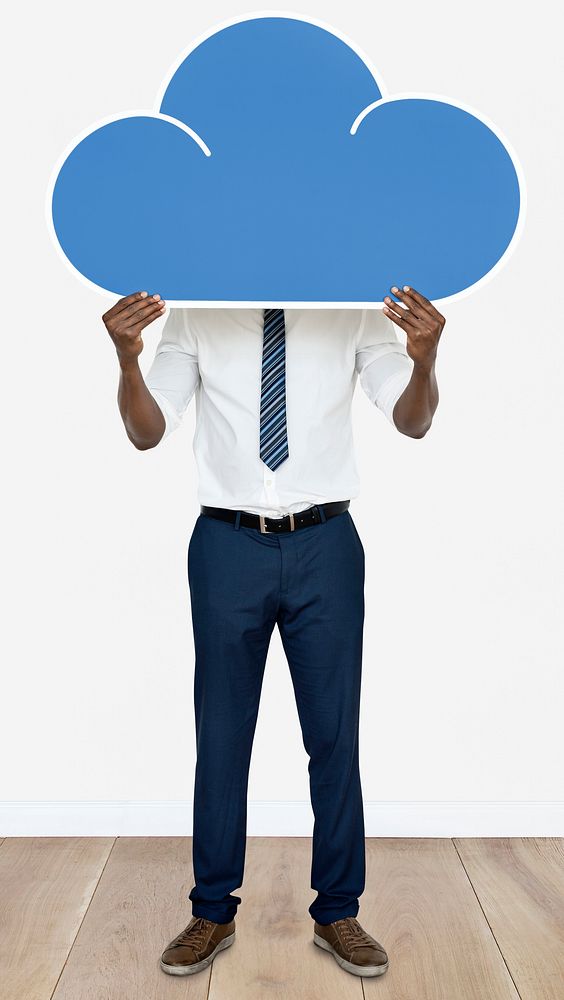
[313,931,389,977]
[160,930,236,976]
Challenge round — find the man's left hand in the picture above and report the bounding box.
[383,285,445,373]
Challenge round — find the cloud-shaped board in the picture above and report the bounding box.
[48,14,524,306]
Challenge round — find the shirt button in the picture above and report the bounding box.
[266,479,272,486]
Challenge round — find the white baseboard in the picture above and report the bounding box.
[1,800,563,837]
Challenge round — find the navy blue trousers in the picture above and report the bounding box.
[186,506,366,924]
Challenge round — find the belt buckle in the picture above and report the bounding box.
[259,513,295,533]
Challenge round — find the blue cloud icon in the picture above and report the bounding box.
[48,14,524,305]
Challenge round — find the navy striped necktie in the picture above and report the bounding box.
[260,308,289,470]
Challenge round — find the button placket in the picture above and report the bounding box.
[262,467,280,514]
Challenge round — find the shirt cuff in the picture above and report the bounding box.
[376,367,414,425]
[146,386,182,441]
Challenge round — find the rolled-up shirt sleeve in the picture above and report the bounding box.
[143,308,200,440]
[355,308,413,425]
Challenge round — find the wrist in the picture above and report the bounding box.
[119,356,141,375]
[413,357,436,376]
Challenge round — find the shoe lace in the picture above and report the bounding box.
[174,917,213,950]
[334,917,375,951]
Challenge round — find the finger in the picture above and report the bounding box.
[382,306,410,331]
[109,290,151,318]
[400,286,440,321]
[383,302,419,329]
[388,286,430,321]
[117,294,163,323]
[117,292,162,318]
[119,299,165,327]
[121,300,166,330]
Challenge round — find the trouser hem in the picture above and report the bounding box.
[309,903,360,924]
[191,904,237,924]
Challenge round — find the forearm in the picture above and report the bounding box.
[118,359,166,449]
[392,361,438,438]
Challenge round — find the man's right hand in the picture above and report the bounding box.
[104,291,169,449]
[103,290,166,367]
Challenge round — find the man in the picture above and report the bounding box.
[103,289,444,979]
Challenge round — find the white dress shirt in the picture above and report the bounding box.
[144,308,413,517]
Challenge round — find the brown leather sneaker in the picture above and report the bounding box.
[160,915,236,976]
[313,916,389,977]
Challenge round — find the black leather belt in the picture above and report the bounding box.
[200,499,350,534]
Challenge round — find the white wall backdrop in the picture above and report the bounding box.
[1,0,562,836]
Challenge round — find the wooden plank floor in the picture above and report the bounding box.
[0,837,114,1000]
[454,839,564,1000]
[0,837,562,1000]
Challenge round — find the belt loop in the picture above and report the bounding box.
[317,504,327,523]
[234,510,242,531]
